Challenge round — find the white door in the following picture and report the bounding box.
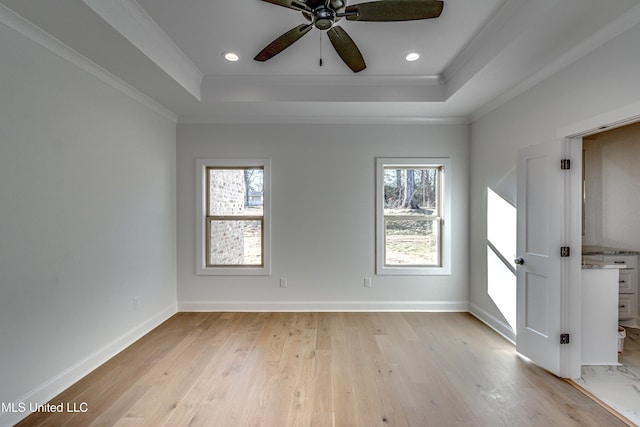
[516,141,565,375]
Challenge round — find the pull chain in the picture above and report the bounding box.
[319,31,323,67]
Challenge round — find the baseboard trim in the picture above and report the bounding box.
[178,300,469,312]
[469,302,515,344]
[2,303,177,427]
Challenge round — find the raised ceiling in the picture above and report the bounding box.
[1,0,640,123]
[134,0,503,77]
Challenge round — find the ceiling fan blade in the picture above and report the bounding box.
[344,0,443,21]
[327,26,366,73]
[254,24,313,62]
[259,0,311,12]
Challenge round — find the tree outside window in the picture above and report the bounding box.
[376,158,450,275]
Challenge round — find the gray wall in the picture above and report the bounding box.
[0,16,177,425]
[469,22,640,337]
[5,3,640,424]
[177,123,470,310]
[583,122,640,250]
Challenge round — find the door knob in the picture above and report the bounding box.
[514,257,524,265]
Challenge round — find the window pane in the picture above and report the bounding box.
[209,220,262,266]
[385,219,439,266]
[383,167,438,213]
[208,168,263,216]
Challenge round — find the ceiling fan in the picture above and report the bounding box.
[254,0,444,73]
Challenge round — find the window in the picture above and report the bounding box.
[376,158,451,275]
[197,159,271,275]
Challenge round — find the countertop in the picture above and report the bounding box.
[581,246,640,269]
[582,245,640,255]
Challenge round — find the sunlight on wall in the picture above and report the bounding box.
[487,188,517,331]
[487,249,516,330]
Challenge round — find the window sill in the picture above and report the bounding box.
[376,265,451,276]
[196,266,271,276]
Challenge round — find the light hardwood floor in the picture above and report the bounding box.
[16,312,629,426]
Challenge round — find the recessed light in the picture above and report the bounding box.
[223,51,239,62]
[405,52,420,62]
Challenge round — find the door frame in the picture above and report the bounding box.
[558,102,640,378]
[563,137,583,379]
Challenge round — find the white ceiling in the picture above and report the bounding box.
[134,0,504,77]
[2,0,640,123]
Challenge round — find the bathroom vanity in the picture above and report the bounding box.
[581,246,640,365]
[583,246,639,320]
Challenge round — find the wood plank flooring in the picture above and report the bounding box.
[16,312,628,426]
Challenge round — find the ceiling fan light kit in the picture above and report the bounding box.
[254,0,444,73]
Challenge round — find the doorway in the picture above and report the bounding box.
[570,121,640,424]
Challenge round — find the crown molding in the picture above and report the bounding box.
[204,74,444,86]
[201,74,447,103]
[0,2,177,123]
[442,0,526,91]
[178,114,470,125]
[470,3,640,123]
[81,0,203,101]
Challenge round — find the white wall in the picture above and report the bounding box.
[469,22,640,336]
[0,17,177,426]
[177,123,469,311]
[583,122,640,250]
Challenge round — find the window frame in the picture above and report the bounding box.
[376,157,451,276]
[196,158,271,275]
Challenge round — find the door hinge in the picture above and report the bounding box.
[560,246,571,257]
[560,333,570,344]
[561,159,571,170]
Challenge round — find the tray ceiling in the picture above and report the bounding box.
[1,0,639,123]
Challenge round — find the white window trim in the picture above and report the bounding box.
[196,158,271,275]
[376,157,451,276]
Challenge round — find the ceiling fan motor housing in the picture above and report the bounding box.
[313,7,335,30]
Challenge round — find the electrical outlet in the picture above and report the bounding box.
[133,296,141,310]
[364,277,372,288]
[280,278,288,288]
